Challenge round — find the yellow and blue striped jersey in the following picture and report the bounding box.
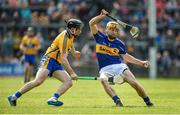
[45,30,74,64]
[21,35,40,55]
[93,31,126,70]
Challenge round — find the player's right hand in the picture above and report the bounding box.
[101,9,109,16]
[142,61,150,68]
[74,51,81,59]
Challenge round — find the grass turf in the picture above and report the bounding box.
[0,77,180,114]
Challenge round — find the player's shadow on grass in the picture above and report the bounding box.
[122,105,147,108]
[62,105,111,108]
[61,105,146,108]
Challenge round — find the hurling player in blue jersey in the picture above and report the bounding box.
[89,9,154,107]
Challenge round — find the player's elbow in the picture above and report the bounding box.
[89,20,94,27]
[61,54,68,64]
[89,20,92,25]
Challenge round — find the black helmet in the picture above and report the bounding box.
[66,19,83,29]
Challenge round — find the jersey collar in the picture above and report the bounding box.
[107,37,116,42]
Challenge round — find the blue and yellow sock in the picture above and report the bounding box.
[112,95,120,103]
[143,96,150,103]
[11,91,22,100]
[53,93,60,100]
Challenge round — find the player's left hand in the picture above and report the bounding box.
[101,9,109,16]
[74,51,81,59]
[71,73,78,80]
[142,61,150,68]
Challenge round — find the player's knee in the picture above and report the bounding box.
[34,79,44,86]
[101,79,109,87]
[65,80,73,88]
[25,63,30,67]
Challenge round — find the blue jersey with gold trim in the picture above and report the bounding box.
[93,31,126,70]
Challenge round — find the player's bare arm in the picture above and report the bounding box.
[20,43,27,53]
[61,53,77,80]
[89,9,109,34]
[123,53,149,68]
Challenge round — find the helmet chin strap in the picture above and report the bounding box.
[69,28,77,37]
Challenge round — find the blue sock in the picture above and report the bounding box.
[112,95,120,103]
[143,96,150,103]
[15,91,22,98]
[53,93,60,99]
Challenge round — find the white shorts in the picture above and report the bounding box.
[99,63,129,84]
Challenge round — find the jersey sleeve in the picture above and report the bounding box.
[35,37,41,48]
[21,36,26,46]
[59,34,68,54]
[93,31,106,43]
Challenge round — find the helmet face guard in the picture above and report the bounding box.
[67,19,84,29]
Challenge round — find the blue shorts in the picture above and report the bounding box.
[40,55,64,76]
[24,54,36,65]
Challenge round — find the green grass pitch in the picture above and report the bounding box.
[0,77,180,114]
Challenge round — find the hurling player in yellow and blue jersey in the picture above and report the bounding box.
[89,9,154,107]
[8,19,83,107]
[20,27,41,83]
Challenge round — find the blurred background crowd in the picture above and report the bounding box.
[0,0,180,76]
